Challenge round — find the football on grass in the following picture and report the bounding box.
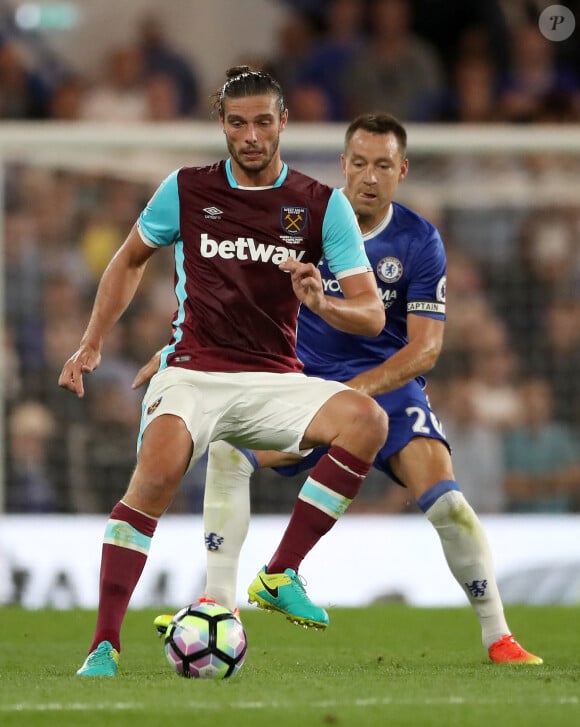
[164,599,247,678]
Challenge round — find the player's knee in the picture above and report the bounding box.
[124,471,181,517]
[131,449,187,505]
[209,440,259,471]
[209,440,240,465]
[442,490,478,527]
[348,394,388,449]
[367,401,389,448]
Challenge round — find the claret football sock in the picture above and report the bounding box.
[89,500,157,652]
[267,446,371,574]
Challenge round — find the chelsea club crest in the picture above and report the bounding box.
[377,257,403,283]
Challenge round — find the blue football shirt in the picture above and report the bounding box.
[297,200,447,385]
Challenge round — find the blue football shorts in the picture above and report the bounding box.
[275,378,450,487]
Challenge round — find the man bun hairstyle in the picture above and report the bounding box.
[213,65,286,118]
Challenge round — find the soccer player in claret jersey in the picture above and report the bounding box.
[58,67,390,676]
[152,113,542,665]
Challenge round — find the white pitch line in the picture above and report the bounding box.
[0,696,578,712]
[0,703,141,712]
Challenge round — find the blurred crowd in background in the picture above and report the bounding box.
[3,0,580,516]
[1,0,580,124]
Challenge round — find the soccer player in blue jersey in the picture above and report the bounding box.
[151,112,542,665]
[58,67,390,676]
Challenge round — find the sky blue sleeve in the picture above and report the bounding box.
[322,189,371,278]
[138,169,180,247]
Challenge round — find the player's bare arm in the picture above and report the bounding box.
[280,258,384,336]
[346,314,444,397]
[59,225,157,397]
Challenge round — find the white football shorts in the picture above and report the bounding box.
[137,367,349,469]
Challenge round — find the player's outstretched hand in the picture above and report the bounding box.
[58,345,101,398]
[132,350,161,389]
[279,258,325,313]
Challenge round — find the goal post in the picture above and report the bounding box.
[2,120,580,153]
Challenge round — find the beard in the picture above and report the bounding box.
[226,134,280,176]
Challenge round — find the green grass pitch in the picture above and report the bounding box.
[0,605,578,727]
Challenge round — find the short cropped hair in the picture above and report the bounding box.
[344,113,407,157]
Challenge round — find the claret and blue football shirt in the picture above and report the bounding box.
[137,159,371,374]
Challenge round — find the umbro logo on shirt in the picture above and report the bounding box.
[203,206,223,219]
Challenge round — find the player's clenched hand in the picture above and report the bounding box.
[279,258,325,313]
[132,350,161,389]
[58,345,101,398]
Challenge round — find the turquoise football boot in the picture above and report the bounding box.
[247,566,329,629]
[76,640,119,676]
